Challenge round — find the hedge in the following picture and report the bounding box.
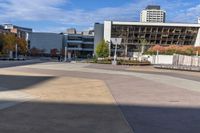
[146,45,200,55]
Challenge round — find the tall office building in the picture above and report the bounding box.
[2,24,32,40]
[140,5,166,23]
[198,17,200,24]
[94,21,200,57]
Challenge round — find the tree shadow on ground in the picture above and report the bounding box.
[0,75,54,91]
[119,104,200,133]
[0,60,47,68]
[0,101,200,133]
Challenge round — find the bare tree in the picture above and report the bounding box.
[139,38,148,54]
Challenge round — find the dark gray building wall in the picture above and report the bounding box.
[29,32,63,54]
[94,23,104,54]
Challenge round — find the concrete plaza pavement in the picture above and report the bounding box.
[0,62,200,133]
[0,60,45,68]
[0,63,133,133]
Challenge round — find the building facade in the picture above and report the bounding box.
[94,23,104,55]
[140,5,166,23]
[2,24,32,41]
[63,29,94,59]
[0,25,8,34]
[94,21,200,57]
[28,29,94,58]
[29,32,63,55]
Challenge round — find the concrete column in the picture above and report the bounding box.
[104,21,112,43]
[195,28,200,47]
[68,52,72,60]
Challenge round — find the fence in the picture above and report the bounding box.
[147,54,200,67]
[173,54,200,67]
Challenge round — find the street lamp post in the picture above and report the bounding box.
[64,46,67,62]
[114,42,118,64]
[106,41,111,58]
[15,44,18,59]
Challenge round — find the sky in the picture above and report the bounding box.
[0,0,199,33]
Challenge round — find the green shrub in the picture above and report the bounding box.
[117,60,150,66]
[96,40,109,58]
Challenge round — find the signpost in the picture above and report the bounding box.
[110,38,122,65]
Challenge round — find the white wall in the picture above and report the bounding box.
[104,21,112,42]
[145,55,173,64]
[156,55,173,64]
[29,32,63,54]
[146,55,200,67]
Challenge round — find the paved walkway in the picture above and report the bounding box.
[0,87,35,110]
[0,69,49,110]
[18,62,200,93]
[0,66,133,133]
[1,62,200,133]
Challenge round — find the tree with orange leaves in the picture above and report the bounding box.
[0,33,27,55]
[146,45,198,55]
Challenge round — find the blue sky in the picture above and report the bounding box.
[0,0,199,32]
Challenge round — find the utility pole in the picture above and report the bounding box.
[113,42,118,64]
[108,41,111,58]
[15,44,18,59]
[156,50,159,64]
[64,46,67,62]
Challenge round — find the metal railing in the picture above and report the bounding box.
[173,54,200,67]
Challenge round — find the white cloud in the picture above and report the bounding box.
[59,0,153,25]
[188,4,200,19]
[0,0,67,21]
[158,0,199,23]
[0,0,199,32]
[0,0,153,31]
[174,4,200,23]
